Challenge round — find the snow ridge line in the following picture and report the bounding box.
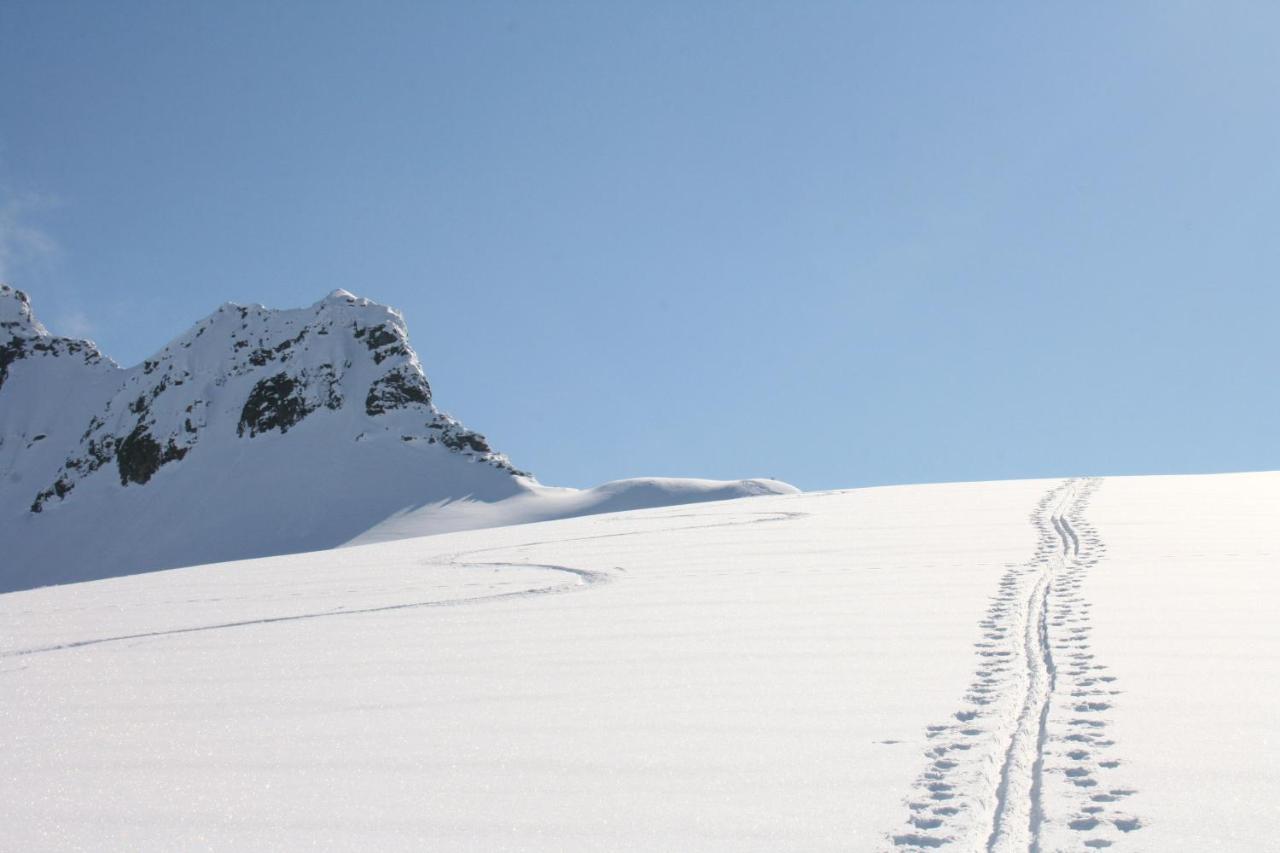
[888,478,1142,852]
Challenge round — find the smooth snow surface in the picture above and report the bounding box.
[3,472,1278,850]
[347,476,801,544]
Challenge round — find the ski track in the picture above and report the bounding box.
[1,510,806,660]
[889,478,1143,852]
[1,563,610,660]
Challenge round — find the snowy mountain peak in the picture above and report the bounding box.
[1,283,61,342]
[1,284,112,395]
[33,289,525,509]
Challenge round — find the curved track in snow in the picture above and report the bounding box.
[2,509,806,661]
[889,479,1143,852]
[1,562,610,659]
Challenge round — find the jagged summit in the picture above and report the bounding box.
[2,283,93,353]
[0,284,40,329]
[1,284,114,394]
[25,287,522,511]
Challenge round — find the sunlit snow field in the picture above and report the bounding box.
[3,472,1277,850]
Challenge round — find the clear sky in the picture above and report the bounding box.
[2,2,1278,490]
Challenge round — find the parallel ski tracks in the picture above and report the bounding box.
[889,479,1143,852]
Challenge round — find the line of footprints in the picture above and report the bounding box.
[1041,479,1141,849]
[890,480,1142,851]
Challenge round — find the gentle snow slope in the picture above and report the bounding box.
[2,472,1277,851]
[347,475,800,544]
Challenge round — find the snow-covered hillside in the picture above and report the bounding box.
[3,471,1276,850]
[346,475,800,544]
[0,285,793,591]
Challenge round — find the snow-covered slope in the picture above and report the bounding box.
[347,475,800,544]
[3,471,1276,850]
[0,285,793,591]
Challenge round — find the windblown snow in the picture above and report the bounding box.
[3,471,1277,851]
[0,284,794,591]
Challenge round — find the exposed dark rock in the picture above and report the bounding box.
[87,436,116,467]
[371,344,408,364]
[238,373,313,437]
[0,338,26,391]
[275,330,306,353]
[116,424,189,486]
[362,324,399,350]
[365,369,431,416]
[246,330,307,368]
[81,416,104,442]
[439,428,491,454]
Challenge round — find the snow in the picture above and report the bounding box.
[1082,472,1280,850]
[6,471,1272,850]
[347,476,801,544]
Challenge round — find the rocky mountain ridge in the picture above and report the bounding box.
[6,287,519,516]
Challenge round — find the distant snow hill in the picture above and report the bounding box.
[0,284,795,591]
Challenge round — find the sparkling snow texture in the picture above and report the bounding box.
[4,472,1275,850]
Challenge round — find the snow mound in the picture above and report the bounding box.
[347,476,801,544]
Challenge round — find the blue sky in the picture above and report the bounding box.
[2,2,1278,490]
